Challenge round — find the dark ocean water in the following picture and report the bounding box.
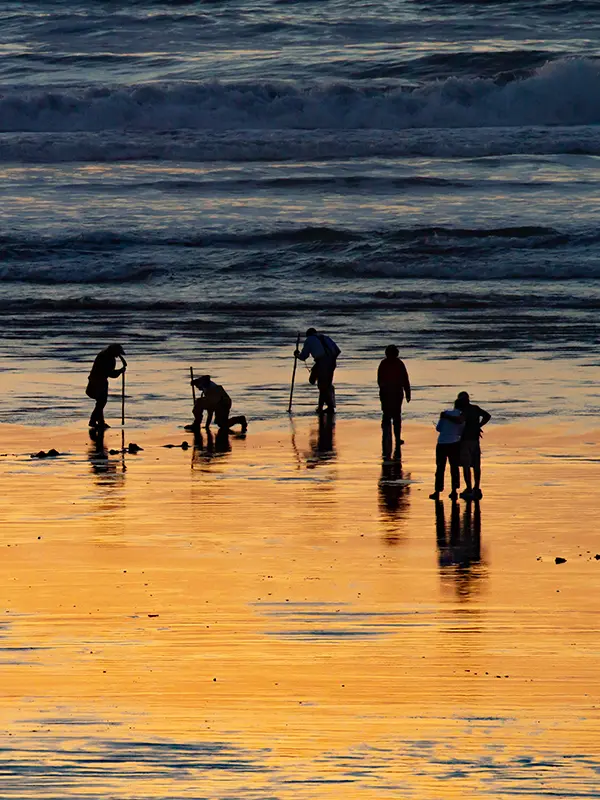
[1,0,600,425]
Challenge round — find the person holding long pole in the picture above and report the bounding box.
[85,343,127,430]
[295,327,341,414]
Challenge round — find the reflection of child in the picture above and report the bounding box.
[429,402,465,501]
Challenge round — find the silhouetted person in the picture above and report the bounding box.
[455,391,491,500]
[295,327,341,414]
[377,344,411,457]
[186,375,247,433]
[86,343,126,429]
[429,397,464,501]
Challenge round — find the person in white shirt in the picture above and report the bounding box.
[295,327,341,413]
[429,399,465,500]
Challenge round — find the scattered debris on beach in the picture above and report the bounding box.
[31,449,61,459]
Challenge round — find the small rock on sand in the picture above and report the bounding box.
[555,557,567,564]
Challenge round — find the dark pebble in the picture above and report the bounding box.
[555,557,567,564]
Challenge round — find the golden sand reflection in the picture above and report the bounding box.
[0,420,598,796]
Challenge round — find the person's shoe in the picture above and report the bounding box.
[429,491,440,500]
[399,439,405,445]
[448,490,458,500]
[460,489,473,500]
[473,488,483,499]
[241,416,248,433]
[101,422,110,430]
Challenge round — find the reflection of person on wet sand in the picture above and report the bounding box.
[185,375,247,434]
[194,427,232,456]
[87,428,121,481]
[191,427,233,469]
[86,343,126,430]
[435,499,484,598]
[377,344,411,458]
[306,413,336,468]
[378,460,411,545]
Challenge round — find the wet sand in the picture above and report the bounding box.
[1,417,599,797]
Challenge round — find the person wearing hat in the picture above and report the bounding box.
[86,343,127,429]
[377,344,411,457]
[295,327,341,413]
[186,375,248,433]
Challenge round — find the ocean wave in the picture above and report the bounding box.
[1,58,599,134]
[2,290,600,315]
[0,224,570,258]
[3,125,600,164]
[351,49,553,82]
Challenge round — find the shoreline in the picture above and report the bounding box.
[1,417,599,796]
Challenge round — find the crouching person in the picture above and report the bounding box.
[186,375,247,433]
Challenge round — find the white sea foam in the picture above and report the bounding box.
[1,59,599,135]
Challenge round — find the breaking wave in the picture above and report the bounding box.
[1,58,599,136]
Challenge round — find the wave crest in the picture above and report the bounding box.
[1,58,600,134]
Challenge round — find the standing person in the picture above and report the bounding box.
[455,391,491,500]
[86,343,126,430]
[295,327,341,414]
[186,375,247,433]
[377,344,411,457]
[429,398,465,501]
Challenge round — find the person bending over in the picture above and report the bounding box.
[86,343,126,430]
[377,344,411,457]
[186,375,247,433]
[295,327,341,414]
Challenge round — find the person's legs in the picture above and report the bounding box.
[317,358,335,411]
[392,408,403,448]
[381,414,392,458]
[448,442,461,494]
[460,441,473,496]
[227,414,248,432]
[192,398,206,426]
[89,388,108,428]
[472,444,482,495]
[434,444,448,492]
[214,399,232,430]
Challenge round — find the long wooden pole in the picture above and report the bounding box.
[121,357,127,426]
[287,332,301,414]
[190,366,196,406]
